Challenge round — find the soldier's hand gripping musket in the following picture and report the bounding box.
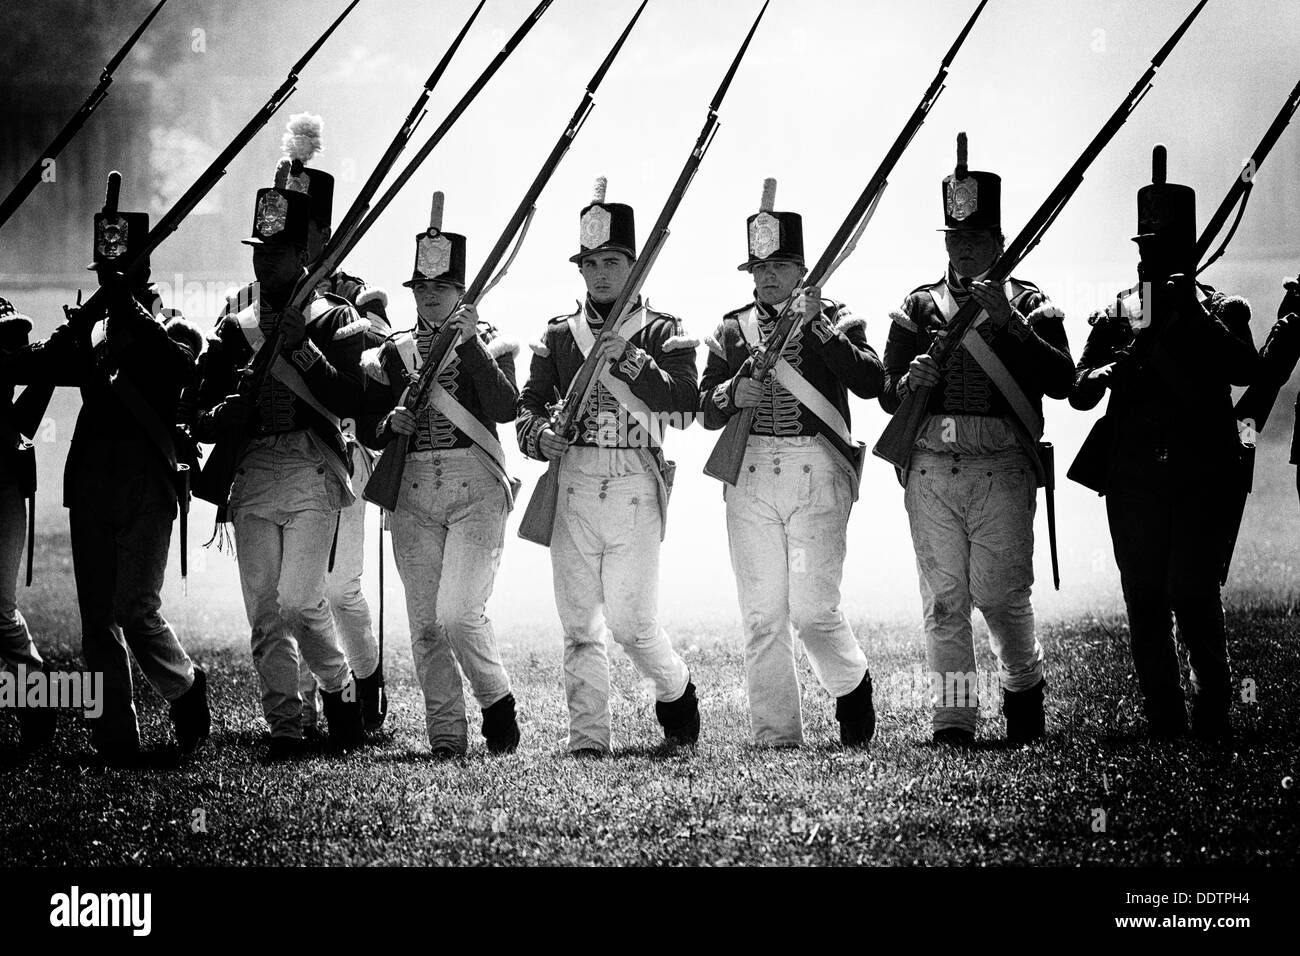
[703,0,988,493]
[517,0,770,547]
[874,0,1211,471]
[364,0,649,513]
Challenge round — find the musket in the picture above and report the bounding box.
[1196,75,1300,275]
[704,0,988,489]
[211,0,552,502]
[348,0,556,248]
[0,0,172,232]
[518,0,770,546]
[1160,76,1300,584]
[70,0,361,333]
[873,0,1210,471]
[365,0,651,513]
[327,0,486,269]
[1223,275,1300,584]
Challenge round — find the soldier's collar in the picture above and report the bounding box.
[753,294,794,320]
[945,264,990,294]
[582,295,645,325]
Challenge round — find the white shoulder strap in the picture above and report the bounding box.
[924,279,1045,438]
[235,299,342,430]
[567,306,663,448]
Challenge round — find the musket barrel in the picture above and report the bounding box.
[0,0,173,232]
[1195,74,1300,267]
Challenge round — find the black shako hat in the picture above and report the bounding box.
[279,112,334,228]
[570,177,636,264]
[404,191,467,289]
[244,158,312,248]
[738,177,804,271]
[940,131,1001,232]
[1134,144,1196,255]
[89,171,150,272]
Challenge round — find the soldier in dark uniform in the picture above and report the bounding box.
[1070,146,1258,742]
[0,178,210,763]
[360,191,522,758]
[516,178,701,755]
[214,114,390,737]
[698,178,879,748]
[195,167,367,760]
[0,297,56,750]
[879,134,1073,746]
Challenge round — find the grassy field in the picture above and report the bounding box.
[1,538,1297,866]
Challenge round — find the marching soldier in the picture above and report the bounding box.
[698,179,879,748]
[214,114,389,738]
[1277,278,1300,503]
[0,178,211,763]
[1069,146,1258,742]
[195,165,367,760]
[516,178,701,755]
[0,297,56,750]
[879,134,1073,746]
[359,193,522,759]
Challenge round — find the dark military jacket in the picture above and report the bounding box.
[516,298,698,461]
[360,321,518,452]
[880,271,1074,425]
[1069,283,1257,493]
[698,296,882,437]
[0,284,192,512]
[196,287,366,476]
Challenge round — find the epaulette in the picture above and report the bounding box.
[907,277,946,298]
[315,292,366,340]
[486,336,520,361]
[834,313,867,338]
[360,344,387,382]
[531,309,578,357]
[1025,300,1064,325]
[708,308,750,357]
[889,309,918,333]
[1007,277,1041,296]
[1210,293,1251,326]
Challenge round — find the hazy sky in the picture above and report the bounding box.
[12,0,1300,629]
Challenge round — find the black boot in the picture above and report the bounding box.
[320,677,364,753]
[169,666,211,756]
[356,668,387,733]
[17,666,57,751]
[932,727,975,747]
[1003,678,1047,744]
[835,673,876,748]
[1191,696,1232,743]
[266,736,308,762]
[481,693,521,754]
[656,680,700,747]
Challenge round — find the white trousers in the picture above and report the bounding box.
[300,441,380,727]
[725,436,867,745]
[0,479,42,671]
[551,447,689,753]
[905,447,1044,732]
[230,432,352,739]
[390,449,512,752]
